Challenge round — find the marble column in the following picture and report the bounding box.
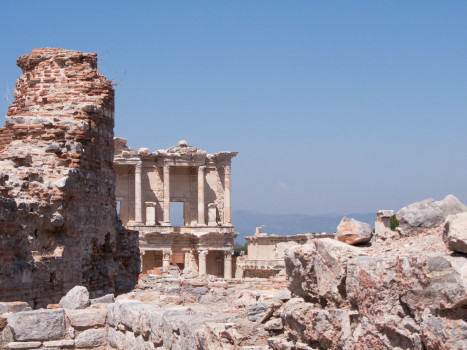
[197,166,206,226]
[223,165,231,225]
[198,250,208,275]
[163,165,170,225]
[140,250,146,273]
[134,160,143,225]
[162,249,171,268]
[224,250,233,279]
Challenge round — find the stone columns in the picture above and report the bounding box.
[162,249,172,268]
[140,250,146,273]
[198,250,208,276]
[134,161,143,225]
[224,166,231,225]
[224,250,233,279]
[197,166,206,226]
[163,165,170,225]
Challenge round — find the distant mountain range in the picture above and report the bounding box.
[232,210,376,244]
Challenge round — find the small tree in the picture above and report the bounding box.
[390,215,399,231]
[234,243,247,255]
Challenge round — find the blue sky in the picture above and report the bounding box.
[0,1,466,215]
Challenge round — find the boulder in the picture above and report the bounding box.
[335,217,372,245]
[59,286,89,310]
[7,309,65,341]
[285,239,364,307]
[75,328,107,348]
[443,212,467,254]
[396,194,467,235]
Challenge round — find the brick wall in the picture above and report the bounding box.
[0,48,139,308]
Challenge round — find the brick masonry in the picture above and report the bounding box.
[0,48,139,308]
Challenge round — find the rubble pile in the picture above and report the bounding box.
[0,48,139,308]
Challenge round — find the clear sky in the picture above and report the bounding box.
[1,1,466,215]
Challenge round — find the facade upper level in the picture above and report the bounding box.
[113,139,237,234]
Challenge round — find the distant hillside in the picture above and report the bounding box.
[232,210,375,244]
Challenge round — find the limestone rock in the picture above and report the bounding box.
[6,342,41,349]
[90,293,115,304]
[0,302,30,314]
[443,212,467,254]
[182,267,199,279]
[74,328,107,348]
[65,307,107,327]
[397,194,467,235]
[335,217,372,245]
[245,303,270,322]
[420,315,467,350]
[59,286,90,310]
[7,309,65,341]
[282,302,352,350]
[285,239,363,306]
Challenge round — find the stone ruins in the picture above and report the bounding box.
[0,49,466,350]
[113,138,237,278]
[236,228,333,279]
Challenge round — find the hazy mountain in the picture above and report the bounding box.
[232,210,376,244]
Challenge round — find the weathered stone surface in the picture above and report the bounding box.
[0,302,30,314]
[335,217,372,245]
[6,342,41,349]
[74,328,107,348]
[90,293,115,304]
[65,307,107,327]
[182,267,199,279]
[264,318,283,331]
[0,48,139,307]
[282,302,352,350]
[443,212,467,254]
[285,239,363,306]
[7,309,65,341]
[397,194,467,235]
[0,315,7,330]
[245,303,270,322]
[59,286,89,310]
[420,315,467,350]
[42,340,74,347]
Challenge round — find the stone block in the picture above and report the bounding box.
[7,309,65,341]
[42,340,75,347]
[0,302,30,314]
[65,307,107,327]
[6,342,41,349]
[74,328,107,348]
[443,212,467,253]
[90,293,115,304]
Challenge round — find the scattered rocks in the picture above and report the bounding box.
[396,194,467,235]
[335,217,372,245]
[59,286,89,310]
[443,212,467,254]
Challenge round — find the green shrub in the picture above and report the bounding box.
[390,215,399,231]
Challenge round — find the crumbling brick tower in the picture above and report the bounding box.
[0,48,139,307]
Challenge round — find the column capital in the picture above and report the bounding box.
[162,249,172,260]
[199,249,208,258]
[135,160,142,174]
[198,165,206,173]
[224,165,231,175]
[163,165,170,174]
[224,250,233,260]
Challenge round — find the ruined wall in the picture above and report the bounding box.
[0,48,139,307]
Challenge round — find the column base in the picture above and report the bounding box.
[161,222,172,227]
[197,223,207,227]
